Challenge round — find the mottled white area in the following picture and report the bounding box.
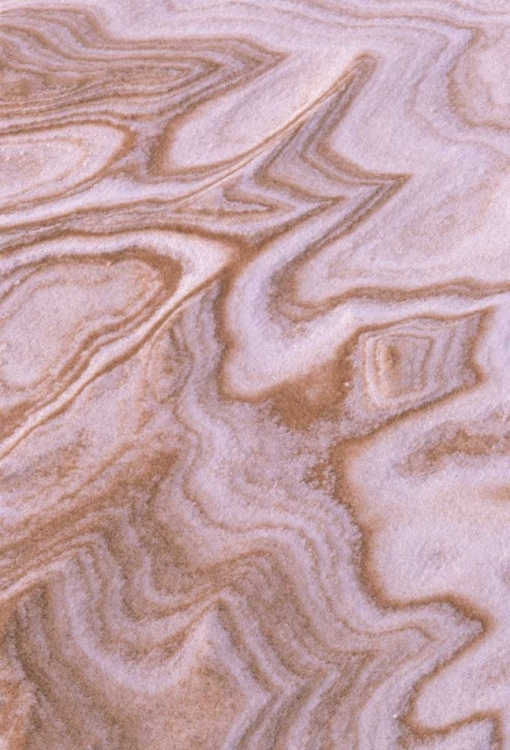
[0,0,509,748]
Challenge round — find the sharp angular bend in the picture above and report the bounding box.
[1,0,510,748]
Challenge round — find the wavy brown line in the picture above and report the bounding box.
[1,2,510,749]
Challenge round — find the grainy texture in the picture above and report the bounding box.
[1,0,510,747]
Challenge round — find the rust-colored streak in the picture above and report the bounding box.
[1,2,509,749]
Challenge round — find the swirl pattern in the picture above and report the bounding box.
[1,0,510,748]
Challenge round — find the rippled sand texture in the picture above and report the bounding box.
[2,0,510,747]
